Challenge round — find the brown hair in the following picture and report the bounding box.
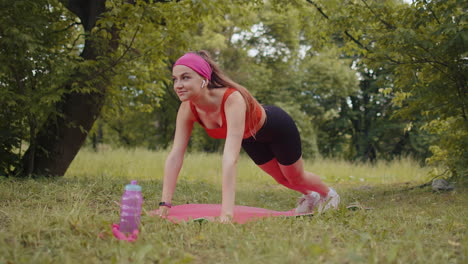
[194,50,261,137]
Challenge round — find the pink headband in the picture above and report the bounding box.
[173,53,212,80]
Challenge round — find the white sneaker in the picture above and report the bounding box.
[317,188,340,214]
[295,191,321,214]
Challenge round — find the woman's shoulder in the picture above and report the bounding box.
[224,88,244,106]
[178,101,197,122]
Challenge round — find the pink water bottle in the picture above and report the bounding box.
[119,180,143,233]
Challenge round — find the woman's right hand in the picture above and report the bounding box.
[158,206,170,217]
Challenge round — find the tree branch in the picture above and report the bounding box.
[89,24,142,80]
[305,0,370,52]
[361,0,396,30]
[455,75,468,121]
[422,0,442,25]
[54,21,82,33]
[305,0,329,19]
[344,30,370,52]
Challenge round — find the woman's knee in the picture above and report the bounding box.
[258,159,290,185]
[286,173,308,187]
[278,158,307,186]
[272,176,291,186]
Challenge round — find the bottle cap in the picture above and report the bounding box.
[125,180,142,191]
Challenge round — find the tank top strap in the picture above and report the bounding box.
[220,88,237,123]
[221,88,237,111]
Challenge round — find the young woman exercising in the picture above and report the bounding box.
[158,51,340,222]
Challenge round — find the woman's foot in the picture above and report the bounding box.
[295,192,321,214]
[317,188,340,213]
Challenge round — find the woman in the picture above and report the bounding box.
[158,51,339,222]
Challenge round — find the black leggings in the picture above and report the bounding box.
[242,105,302,166]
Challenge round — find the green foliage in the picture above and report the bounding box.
[424,117,468,181]
[75,0,366,162]
[5,0,461,179]
[372,0,467,179]
[0,0,79,176]
[96,0,371,161]
[91,0,264,152]
[307,0,467,178]
[1,0,264,175]
[221,3,361,158]
[296,49,359,158]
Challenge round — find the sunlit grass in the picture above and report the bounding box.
[67,147,431,184]
[0,148,466,263]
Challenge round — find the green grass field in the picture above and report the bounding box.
[0,148,466,263]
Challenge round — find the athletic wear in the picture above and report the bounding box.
[316,188,340,213]
[242,105,302,166]
[174,53,212,80]
[189,88,262,139]
[295,192,321,214]
[190,92,302,166]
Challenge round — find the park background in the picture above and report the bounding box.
[0,0,466,263]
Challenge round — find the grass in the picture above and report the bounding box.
[0,148,466,263]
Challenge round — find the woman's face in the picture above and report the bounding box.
[172,65,205,102]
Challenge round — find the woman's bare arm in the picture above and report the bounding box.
[160,102,194,216]
[220,91,246,222]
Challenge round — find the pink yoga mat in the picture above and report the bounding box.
[149,204,311,224]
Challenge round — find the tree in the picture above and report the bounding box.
[0,0,76,176]
[94,2,262,152]
[231,2,361,158]
[1,0,258,177]
[305,0,467,178]
[97,0,356,158]
[172,0,360,158]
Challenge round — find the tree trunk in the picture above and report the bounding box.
[22,90,106,176]
[20,0,114,176]
[348,78,377,163]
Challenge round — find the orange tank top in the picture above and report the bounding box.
[189,88,262,139]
